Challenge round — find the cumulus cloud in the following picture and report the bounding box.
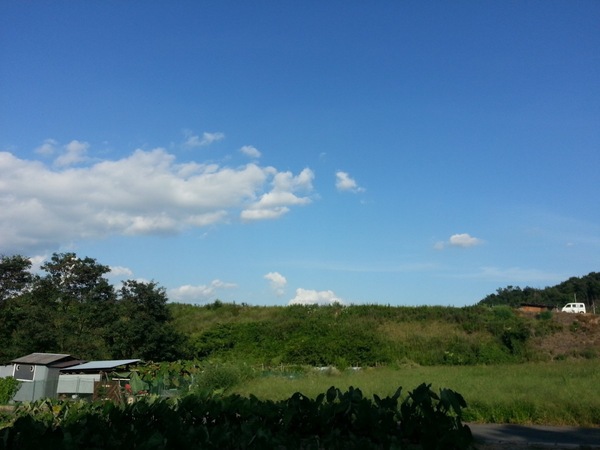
[241,168,314,221]
[0,142,316,254]
[264,271,287,296]
[240,145,261,158]
[184,131,225,148]
[35,139,58,156]
[54,140,90,167]
[435,233,483,250]
[450,233,483,247]
[288,288,344,306]
[169,279,236,303]
[109,265,134,278]
[335,171,365,193]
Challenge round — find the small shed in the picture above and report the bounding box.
[10,353,82,402]
[59,359,141,400]
[519,303,554,314]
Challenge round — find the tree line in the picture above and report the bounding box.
[0,253,186,363]
[1,252,597,366]
[477,272,600,310]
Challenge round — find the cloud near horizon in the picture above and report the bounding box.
[168,279,237,303]
[288,288,345,306]
[264,271,287,296]
[0,140,315,255]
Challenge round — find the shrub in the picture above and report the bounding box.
[0,385,473,449]
[0,377,20,404]
[192,362,254,394]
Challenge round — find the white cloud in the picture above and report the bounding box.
[109,265,134,278]
[240,145,261,158]
[450,233,483,247]
[35,139,58,156]
[0,142,316,254]
[264,271,287,296]
[288,288,345,306]
[435,233,483,250]
[184,131,225,148]
[335,171,365,193]
[169,279,236,303]
[433,241,446,250]
[28,255,47,274]
[54,140,89,167]
[241,168,314,221]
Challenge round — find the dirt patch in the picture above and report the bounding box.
[519,311,600,360]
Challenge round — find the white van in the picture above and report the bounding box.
[561,303,586,314]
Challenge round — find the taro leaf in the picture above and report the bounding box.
[439,388,467,418]
[326,386,337,403]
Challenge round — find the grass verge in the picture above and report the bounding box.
[231,359,600,427]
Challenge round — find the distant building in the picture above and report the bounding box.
[519,303,554,313]
[1,353,142,402]
[59,359,141,400]
[9,353,83,402]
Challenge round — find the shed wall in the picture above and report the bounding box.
[57,374,100,395]
[0,365,12,378]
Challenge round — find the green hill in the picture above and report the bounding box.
[168,301,600,367]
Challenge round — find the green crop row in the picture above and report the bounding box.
[0,384,472,450]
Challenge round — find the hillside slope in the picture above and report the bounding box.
[527,311,600,359]
[168,303,600,366]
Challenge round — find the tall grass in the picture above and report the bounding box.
[231,360,600,427]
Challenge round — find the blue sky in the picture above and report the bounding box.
[1,1,599,306]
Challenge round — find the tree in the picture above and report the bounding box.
[0,255,38,361]
[109,280,186,361]
[34,253,117,359]
[477,272,600,310]
[0,255,34,304]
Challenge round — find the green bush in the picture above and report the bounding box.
[192,362,254,394]
[0,377,20,404]
[176,302,587,367]
[0,384,473,450]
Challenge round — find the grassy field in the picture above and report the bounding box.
[231,359,600,427]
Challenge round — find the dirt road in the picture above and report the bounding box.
[469,423,600,448]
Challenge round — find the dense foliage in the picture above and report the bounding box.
[169,302,567,366]
[0,253,186,362]
[1,253,596,367]
[477,272,600,309]
[0,378,20,405]
[0,384,472,450]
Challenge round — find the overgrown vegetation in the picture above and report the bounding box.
[1,253,597,367]
[169,301,596,367]
[0,378,20,405]
[0,384,472,450]
[233,359,600,427]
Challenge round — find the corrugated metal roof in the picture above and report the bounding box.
[11,353,74,366]
[51,359,87,369]
[62,359,141,371]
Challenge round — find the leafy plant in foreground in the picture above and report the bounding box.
[0,384,472,449]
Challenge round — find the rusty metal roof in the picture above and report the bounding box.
[11,353,76,366]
